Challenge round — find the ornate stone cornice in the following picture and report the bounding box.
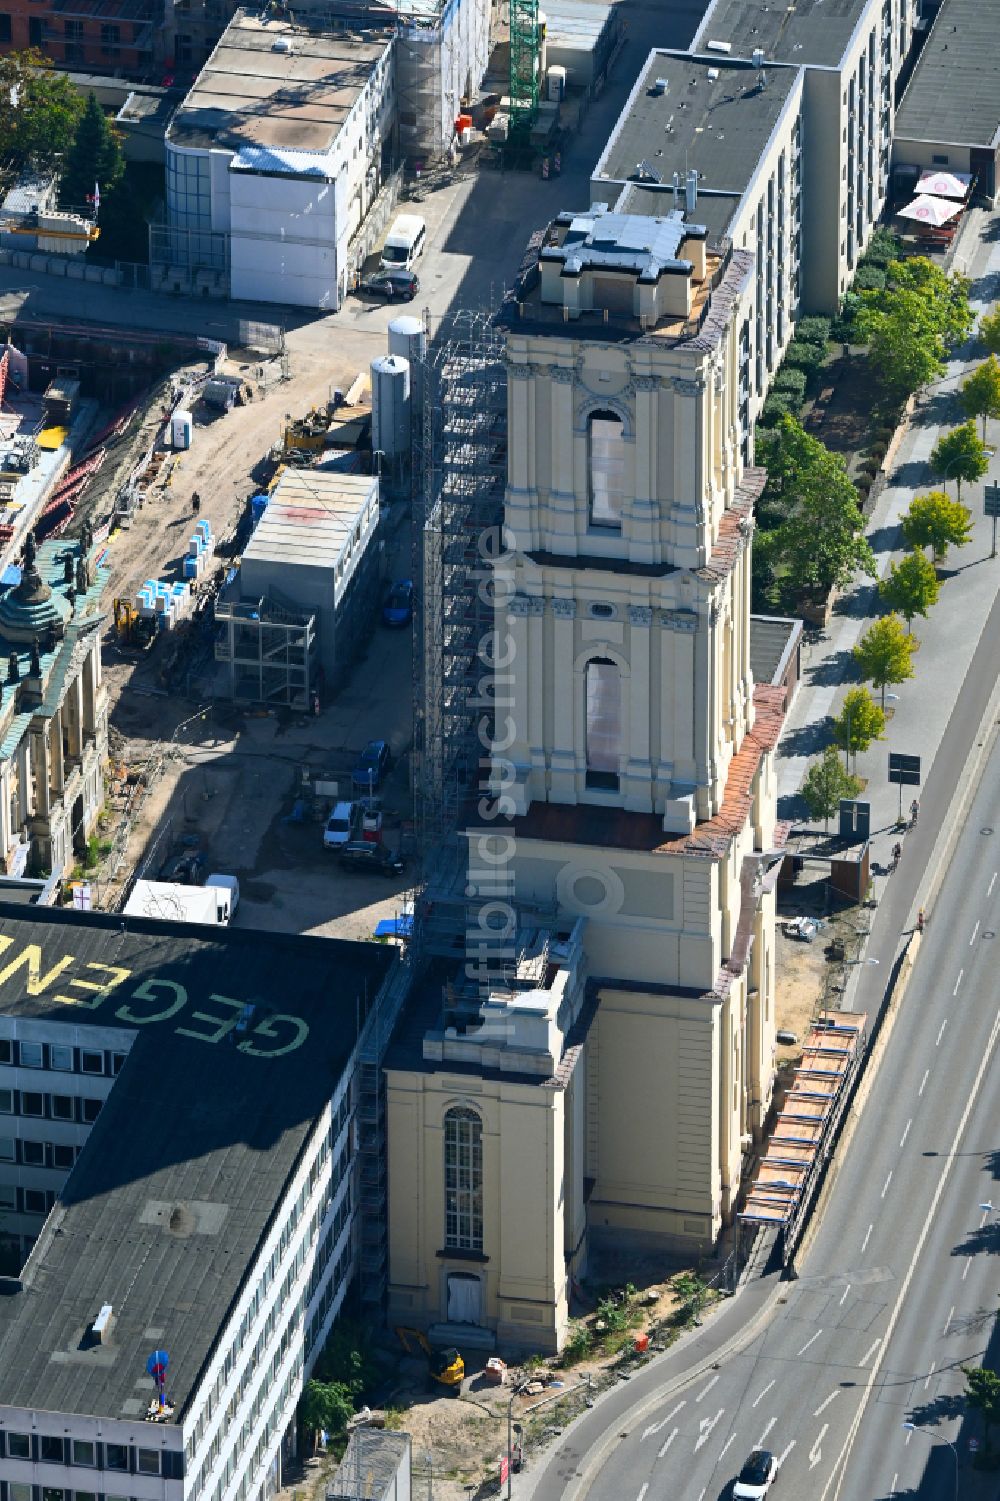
[672,376,706,397]
[628,605,653,627]
[552,598,577,619]
[659,608,698,633]
[507,362,532,381]
[633,375,661,393]
[550,366,575,385]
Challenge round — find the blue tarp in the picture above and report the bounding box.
[374,916,414,939]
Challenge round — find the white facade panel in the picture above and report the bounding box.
[229,172,340,309]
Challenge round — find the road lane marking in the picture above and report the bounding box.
[752,1380,775,1408]
[694,1409,724,1452]
[860,1338,881,1367]
[656,1428,678,1459]
[936,1019,948,1045]
[924,1360,936,1389]
[821,1008,1000,1501]
[970,921,980,944]
[777,1441,796,1467]
[861,1223,873,1253]
[839,1283,851,1306]
[953,970,964,996]
[636,1485,648,1501]
[814,1391,840,1417]
[890,1473,898,1495]
[899,1120,911,1149]
[944,1304,955,1335]
[797,1329,824,1357]
[642,1403,684,1441]
[695,1375,719,1402]
[919,1069,930,1096]
[882,1170,893,1198]
[963,1257,972,1281]
[757,1417,777,1448]
[718,1434,736,1464]
[810,1423,829,1470]
[989,871,997,896]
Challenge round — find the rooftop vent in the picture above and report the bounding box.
[752,47,766,67]
[271,36,294,53]
[705,39,732,54]
[707,67,719,80]
[92,1304,113,1344]
[635,159,663,184]
[653,77,668,95]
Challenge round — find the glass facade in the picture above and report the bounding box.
[588,412,627,528]
[166,147,212,233]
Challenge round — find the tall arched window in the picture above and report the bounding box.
[444,1107,483,1251]
[588,410,626,529]
[585,657,621,791]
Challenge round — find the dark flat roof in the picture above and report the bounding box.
[594,51,800,212]
[0,906,394,1421]
[693,0,873,69]
[894,0,1000,150]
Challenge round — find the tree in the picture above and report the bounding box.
[980,308,1000,359]
[929,420,989,499]
[879,548,940,631]
[299,1380,354,1451]
[855,257,973,400]
[801,747,862,831]
[0,52,84,173]
[832,687,886,769]
[901,490,973,562]
[59,91,125,210]
[961,355,1000,440]
[754,416,876,607]
[853,615,916,707]
[962,1366,1000,1455]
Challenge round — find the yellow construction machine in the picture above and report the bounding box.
[395,1327,464,1396]
[113,598,156,651]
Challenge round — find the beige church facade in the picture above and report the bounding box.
[387,206,790,1353]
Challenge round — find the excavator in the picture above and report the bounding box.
[113,599,156,651]
[395,1327,464,1396]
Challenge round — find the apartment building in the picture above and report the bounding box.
[0,0,157,75]
[0,907,396,1501]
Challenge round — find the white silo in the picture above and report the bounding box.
[371,353,411,498]
[388,314,426,452]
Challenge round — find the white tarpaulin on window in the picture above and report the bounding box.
[586,660,621,772]
[447,1273,482,1325]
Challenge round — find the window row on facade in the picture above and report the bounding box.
[0,1134,80,1171]
[0,1433,179,1478]
[0,1088,103,1125]
[0,1040,127,1077]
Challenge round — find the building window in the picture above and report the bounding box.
[444,1106,483,1252]
[40,1435,66,1462]
[42,1490,65,1501]
[585,658,621,791]
[21,1091,44,1117]
[0,1135,13,1160]
[22,1140,44,1166]
[100,21,119,49]
[80,1051,104,1075]
[588,411,626,529]
[137,1449,161,1475]
[0,1038,11,1063]
[49,1044,73,1070]
[0,1184,15,1209]
[52,1094,74,1120]
[81,1097,102,1124]
[105,1443,129,1470]
[6,1433,30,1459]
[0,1089,12,1113]
[19,1041,43,1068]
[932,153,949,165]
[53,1143,75,1169]
[72,1440,96,1466]
[10,1485,31,1501]
[28,15,43,43]
[0,14,11,43]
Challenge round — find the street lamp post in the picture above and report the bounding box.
[902,1421,958,1501]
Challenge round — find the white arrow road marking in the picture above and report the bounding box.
[810,1424,829,1470]
[757,1417,777,1448]
[694,1409,724,1452]
[797,1329,824,1357]
[777,1442,796,1468]
[861,1223,873,1253]
[642,1402,685,1441]
[814,1391,840,1417]
[656,1428,679,1459]
[752,1379,775,1408]
[695,1374,719,1402]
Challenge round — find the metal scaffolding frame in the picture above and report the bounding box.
[411,309,507,952]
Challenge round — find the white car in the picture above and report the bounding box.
[733,1448,778,1499]
[324,801,356,849]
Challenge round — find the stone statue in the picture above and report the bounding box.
[7,652,18,684]
[29,639,41,677]
[76,553,89,594]
[64,554,74,585]
[22,532,36,574]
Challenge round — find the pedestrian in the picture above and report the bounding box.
[541,156,549,180]
[891,842,902,871]
[916,908,925,933]
[910,798,919,827]
[192,491,201,515]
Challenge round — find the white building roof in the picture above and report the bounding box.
[244,469,378,574]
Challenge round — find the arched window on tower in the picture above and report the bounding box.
[444,1106,483,1251]
[588,410,626,529]
[585,657,621,791]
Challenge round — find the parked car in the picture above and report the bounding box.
[382,579,414,627]
[324,801,357,849]
[338,841,405,877]
[733,1449,779,1500]
[357,269,420,302]
[352,740,391,794]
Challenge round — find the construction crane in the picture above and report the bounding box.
[509,0,542,146]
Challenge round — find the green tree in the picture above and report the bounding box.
[0,52,84,173]
[832,686,886,770]
[801,746,863,831]
[961,355,1000,440]
[901,490,973,562]
[299,1380,354,1450]
[59,91,125,210]
[853,615,916,707]
[754,415,876,606]
[930,420,989,499]
[962,1366,1000,1455]
[879,548,941,631]
[856,257,973,400]
[979,308,1000,359]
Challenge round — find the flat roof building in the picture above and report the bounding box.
[0,905,397,1501]
[892,0,1000,202]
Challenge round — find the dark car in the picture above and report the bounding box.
[358,270,420,302]
[382,579,414,627]
[338,841,405,877]
[351,739,391,794]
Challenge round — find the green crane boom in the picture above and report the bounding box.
[509,0,541,138]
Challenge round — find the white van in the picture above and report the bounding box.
[206,873,240,922]
[380,214,427,273]
[324,801,357,849]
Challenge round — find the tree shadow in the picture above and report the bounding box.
[905,1390,968,1429]
[777,790,809,821]
[950,1224,1000,1259]
[803,647,858,687]
[866,524,902,555]
[910,390,961,428]
[776,718,832,760]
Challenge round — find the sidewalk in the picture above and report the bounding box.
[776,204,1000,882]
